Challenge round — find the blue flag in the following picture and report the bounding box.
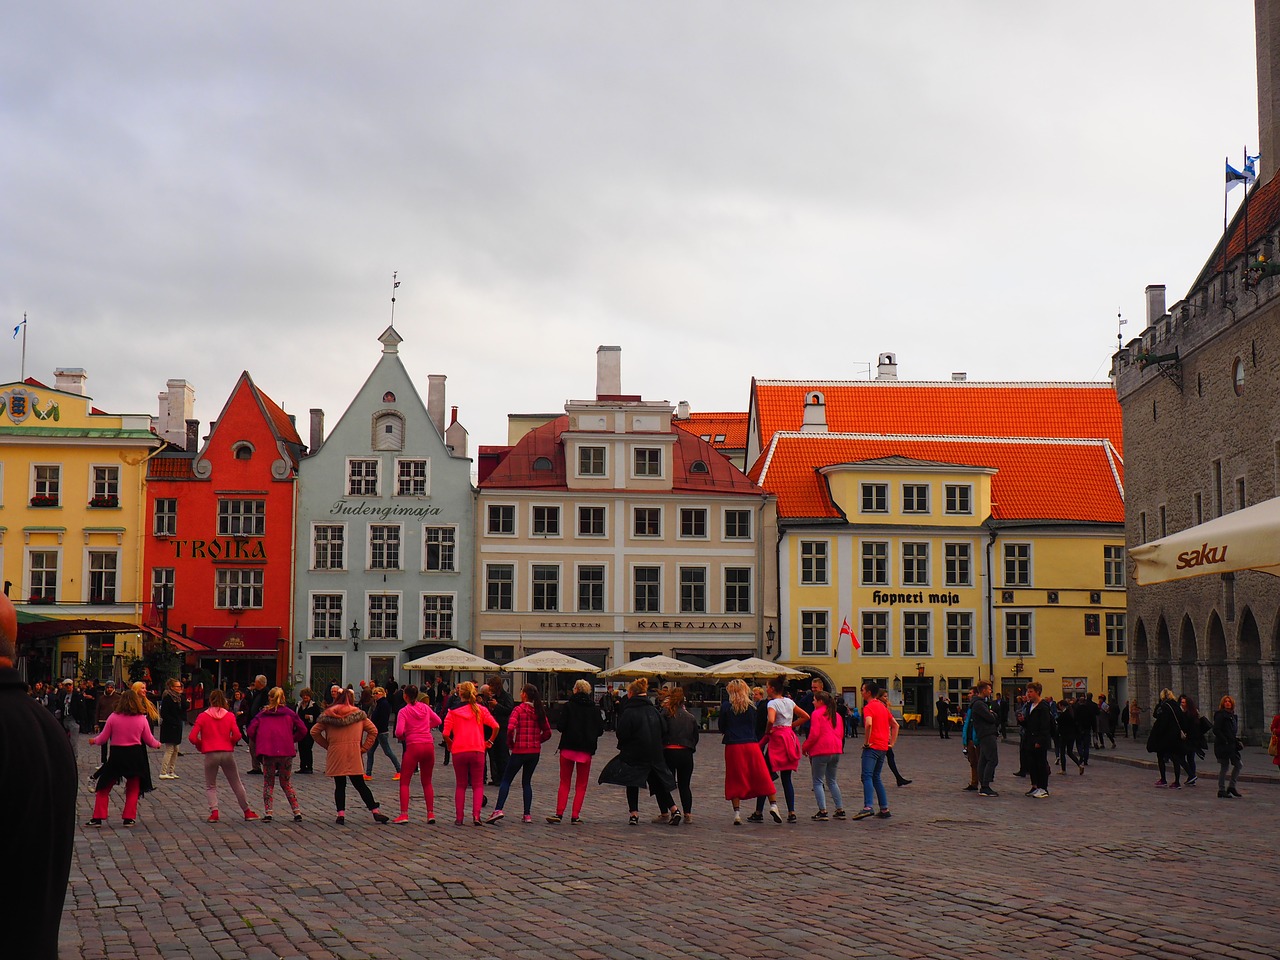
[1245,153,1261,184]
[1227,161,1248,191]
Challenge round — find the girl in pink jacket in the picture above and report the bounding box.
[189,689,259,823]
[800,690,846,820]
[392,684,442,825]
[86,688,161,827]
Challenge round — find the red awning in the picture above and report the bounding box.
[139,626,213,653]
[190,626,282,655]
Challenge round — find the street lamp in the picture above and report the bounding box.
[350,621,360,652]
[765,624,776,657]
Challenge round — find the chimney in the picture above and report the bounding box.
[185,419,200,453]
[1258,0,1280,185]
[427,375,446,438]
[951,372,967,382]
[676,400,690,420]
[157,379,195,448]
[596,345,622,398]
[54,367,87,395]
[800,391,828,432]
[445,406,468,458]
[875,352,898,381]
[1145,284,1167,325]
[309,408,325,452]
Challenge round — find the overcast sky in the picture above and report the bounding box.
[0,2,1260,452]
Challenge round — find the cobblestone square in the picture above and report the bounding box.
[65,733,1280,960]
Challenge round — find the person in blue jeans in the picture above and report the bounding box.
[853,681,898,820]
[364,687,402,779]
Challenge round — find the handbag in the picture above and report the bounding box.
[1268,734,1278,758]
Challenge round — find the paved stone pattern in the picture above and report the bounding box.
[65,732,1280,959]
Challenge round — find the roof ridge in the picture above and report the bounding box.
[770,432,1114,446]
[754,380,1116,388]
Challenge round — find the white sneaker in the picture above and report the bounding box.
[1032,788,1050,799]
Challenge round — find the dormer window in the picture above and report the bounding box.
[232,442,254,461]
[533,457,554,471]
[689,460,709,474]
[373,412,405,451]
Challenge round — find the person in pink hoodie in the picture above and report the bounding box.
[85,688,161,827]
[246,687,309,822]
[441,681,498,826]
[801,690,846,820]
[392,684,442,825]
[189,689,259,823]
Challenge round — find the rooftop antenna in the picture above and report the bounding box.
[390,271,400,325]
[1116,309,1127,351]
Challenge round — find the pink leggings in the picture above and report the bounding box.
[93,777,140,820]
[203,751,251,813]
[400,741,436,816]
[556,756,592,819]
[452,750,485,822]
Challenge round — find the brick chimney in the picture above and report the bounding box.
[54,367,87,395]
[1145,284,1167,325]
[596,345,622,398]
[1258,0,1280,184]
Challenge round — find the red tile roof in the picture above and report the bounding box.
[752,381,1123,459]
[755,433,1124,523]
[480,415,763,495]
[674,412,748,450]
[147,456,195,480]
[1197,173,1280,286]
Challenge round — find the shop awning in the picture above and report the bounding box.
[139,625,213,653]
[18,618,144,642]
[190,626,282,654]
[1131,495,1280,584]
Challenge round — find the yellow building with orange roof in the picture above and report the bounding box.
[747,366,1128,721]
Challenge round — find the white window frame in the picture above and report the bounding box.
[310,591,346,640]
[576,445,608,478]
[576,563,607,613]
[1004,610,1034,657]
[90,464,120,502]
[423,525,457,572]
[85,547,120,604]
[154,498,177,537]
[395,457,430,497]
[945,484,973,516]
[486,503,517,536]
[346,458,380,497]
[945,610,975,657]
[1104,545,1125,589]
[678,565,708,614]
[800,540,830,585]
[217,499,266,537]
[312,523,346,571]
[722,508,752,541]
[366,592,401,640]
[678,506,709,540]
[944,542,972,587]
[575,504,608,539]
[859,609,890,656]
[902,541,930,587]
[1105,612,1127,655]
[860,482,888,514]
[151,567,175,608]
[530,504,563,538]
[215,568,264,610]
[799,609,830,657]
[632,447,664,479]
[902,610,931,656]
[31,463,61,504]
[368,523,403,570]
[26,547,60,601]
[902,483,930,515]
[421,592,456,642]
[530,563,562,612]
[723,566,752,614]
[632,563,662,614]
[632,505,662,539]
[485,563,514,612]
[1004,542,1032,587]
[860,540,888,587]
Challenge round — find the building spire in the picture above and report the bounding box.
[390,271,400,326]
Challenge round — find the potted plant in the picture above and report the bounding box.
[89,495,120,508]
[29,494,59,507]
[28,594,56,605]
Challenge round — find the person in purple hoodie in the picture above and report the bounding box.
[247,687,309,822]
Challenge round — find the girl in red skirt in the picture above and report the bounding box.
[718,679,780,825]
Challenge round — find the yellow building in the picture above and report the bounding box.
[0,370,161,681]
[748,376,1127,720]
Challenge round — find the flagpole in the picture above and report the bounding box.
[1224,157,1230,303]
[1243,147,1251,265]
[19,313,26,381]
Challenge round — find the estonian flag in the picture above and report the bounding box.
[1227,161,1249,191]
[1245,154,1260,185]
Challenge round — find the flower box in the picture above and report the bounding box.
[28,595,56,605]
[29,496,59,507]
[89,496,120,508]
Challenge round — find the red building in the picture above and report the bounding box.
[143,373,305,689]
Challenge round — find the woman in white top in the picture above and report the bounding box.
[763,676,809,822]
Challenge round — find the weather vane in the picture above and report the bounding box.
[1116,309,1127,350]
[390,271,401,325]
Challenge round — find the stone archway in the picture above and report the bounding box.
[1237,607,1264,734]
[1205,611,1229,708]
[1130,618,1150,716]
[1154,617,1173,693]
[1176,614,1199,703]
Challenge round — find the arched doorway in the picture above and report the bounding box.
[1131,618,1150,715]
[1237,608,1264,734]
[1155,617,1173,693]
[1176,615,1198,702]
[1205,611,1228,708]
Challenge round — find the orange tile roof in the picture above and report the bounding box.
[148,455,196,480]
[674,412,748,450]
[756,432,1124,523]
[752,381,1123,458]
[480,415,763,495]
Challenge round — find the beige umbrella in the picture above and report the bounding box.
[401,649,500,672]
[598,655,707,679]
[501,651,600,674]
[1130,495,1280,584]
[703,657,809,680]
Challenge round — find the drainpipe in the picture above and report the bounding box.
[984,521,997,686]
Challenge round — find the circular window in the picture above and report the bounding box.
[1233,357,1245,396]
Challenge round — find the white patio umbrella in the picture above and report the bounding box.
[501,650,600,674]
[703,657,809,680]
[1130,495,1280,584]
[598,655,707,679]
[401,649,500,672]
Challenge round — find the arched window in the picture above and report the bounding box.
[532,456,554,471]
[232,442,254,460]
[689,460,709,474]
[373,412,405,451]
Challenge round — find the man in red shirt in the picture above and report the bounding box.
[854,681,899,820]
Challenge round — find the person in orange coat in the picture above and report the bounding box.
[311,688,388,825]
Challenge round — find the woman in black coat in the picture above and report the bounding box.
[158,678,186,779]
[1213,695,1244,798]
[1146,689,1186,787]
[597,678,678,825]
[548,679,605,823]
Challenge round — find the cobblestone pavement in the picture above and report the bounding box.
[64,731,1279,960]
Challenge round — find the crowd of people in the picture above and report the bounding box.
[21,665,1277,836]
